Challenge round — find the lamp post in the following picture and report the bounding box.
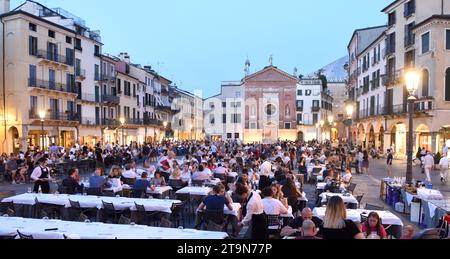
[346,103,354,147]
[405,70,420,184]
[120,117,125,147]
[39,110,46,151]
[328,115,334,142]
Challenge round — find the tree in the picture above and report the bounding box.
[315,69,328,89]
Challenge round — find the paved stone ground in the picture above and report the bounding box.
[1,157,449,234]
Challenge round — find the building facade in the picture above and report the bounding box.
[0,0,201,153]
[204,81,244,141]
[296,79,333,142]
[347,0,450,157]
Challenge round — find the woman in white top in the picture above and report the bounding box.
[180,163,192,183]
[261,187,288,215]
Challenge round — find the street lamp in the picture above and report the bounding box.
[120,117,125,146]
[346,103,354,146]
[39,110,46,151]
[405,70,420,184]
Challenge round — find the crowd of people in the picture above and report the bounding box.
[3,138,448,239]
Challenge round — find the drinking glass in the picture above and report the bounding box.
[27,187,32,194]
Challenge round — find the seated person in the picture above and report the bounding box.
[362,212,387,239]
[281,208,323,237]
[62,168,84,194]
[341,168,353,189]
[122,163,137,179]
[192,165,212,181]
[214,163,227,175]
[151,171,167,187]
[133,172,151,197]
[400,225,415,239]
[261,187,288,216]
[196,184,234,229]
[180,163,191,184]
[296,219,322,240]
[170,166,182,180]
[89,167,112,190]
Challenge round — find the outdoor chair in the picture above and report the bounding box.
[101,201,125,224]
[118,215,131,225]
[192,180,205,187]
[86,187,103,196]
[170,201,188,228]
[134,202,162,226]
[34,197,62,219]
[68,200,96,222]
[356,194,364,208]
[17,230,34,239]
[122,177,136,186]
[346,183,357,195]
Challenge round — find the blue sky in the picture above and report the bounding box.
[12,0,392,97]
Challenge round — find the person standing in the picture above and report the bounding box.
[30,157,52,193]
[423,151,434,183]
[439,154,449,184]
[386,149,393,178]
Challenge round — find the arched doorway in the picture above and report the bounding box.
[416,124,431,152]
[379,126,385,151]
[368,124,375,149]
[297,131,304,142]
[8,127,20,154]
[390,125,397,153]
[358,124,366,148]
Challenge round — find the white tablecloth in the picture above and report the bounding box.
[313,207,403,226]
[205,178,221,186]
[0,217,228,239]
[2,193,180,213]
[316,183,327,190]
[82,182,122,194]
[416,188,444,201]
[227,172,238,178]
[176,187,212,196]
[146,186,172,195]
[319,193,358,205]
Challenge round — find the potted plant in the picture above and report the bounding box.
[434,152,442,170]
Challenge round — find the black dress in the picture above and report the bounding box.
[33,166,50,194]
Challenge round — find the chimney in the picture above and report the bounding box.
[118,52,130,63]
[0,0,10,14]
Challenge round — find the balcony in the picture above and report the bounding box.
[415,97,434,112]
[80,117,99,126]
[101,74,116,82]
[296,106,304,112]
[35,50,71,66]
[29,110,80,122]
[102,118,119,127]
[385,71,402,86]
[102,94,120,104]
[28,78,77,94]
[125,118,143,125]
[78,93,99,103]
[160,88,169,95]
[143,118,163,126]
[311,107,320,112]
[75,69,86,80]
[382,105,407,116]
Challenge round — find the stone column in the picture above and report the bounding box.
[431,132,438,154]
[384,133,391,153]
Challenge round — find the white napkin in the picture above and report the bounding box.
[428,202,437,219]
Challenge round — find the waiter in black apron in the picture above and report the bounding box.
[236,184,268,239]
[30,157,52,193]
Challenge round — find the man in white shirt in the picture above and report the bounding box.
[443,144,448,157]
[122,164,137,179]
[236,184,266,239]
[261,187,288,216]
[439,155,449,184]
[259,155,272,177]
[423,152,434,182]
[214,164,227,175]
